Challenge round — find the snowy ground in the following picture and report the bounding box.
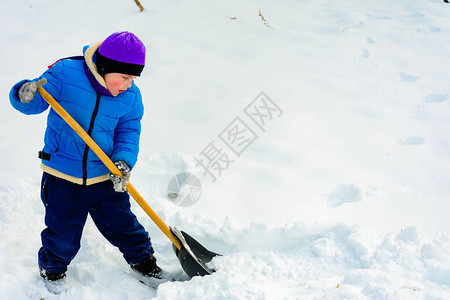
[1,0,450,299]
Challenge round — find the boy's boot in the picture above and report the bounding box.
[39,268,69,294]
[131,253,163,279]
[130,253,181,288]
[40,268,66,281]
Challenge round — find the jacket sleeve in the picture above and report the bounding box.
[110,87,144,170]
[9,61,63,115]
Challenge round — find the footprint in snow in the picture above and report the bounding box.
[400,136,424,145]
[400,72,420,83]
[328,184,361,207]
[365,36,375,44]
[360,48,369,58]
[424,94,448,103]
[428,26,441,33]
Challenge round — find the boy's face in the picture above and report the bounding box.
[104,73,137,96]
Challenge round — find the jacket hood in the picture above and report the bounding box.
[83,42,113,96]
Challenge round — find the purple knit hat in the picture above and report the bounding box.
[97,31,146,76]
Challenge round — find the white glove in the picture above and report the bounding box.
[18,78,47,103]
[109,160,131,192]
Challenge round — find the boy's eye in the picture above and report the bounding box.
[122,75,137,82]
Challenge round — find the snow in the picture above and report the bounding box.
[1,0,450,299]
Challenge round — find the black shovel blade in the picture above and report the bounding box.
[171,227,221,278]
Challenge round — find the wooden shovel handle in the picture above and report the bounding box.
[38,87,181,250]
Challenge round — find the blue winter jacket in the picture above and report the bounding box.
[9,44,144,185]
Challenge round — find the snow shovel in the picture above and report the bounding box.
[37,87,220,278]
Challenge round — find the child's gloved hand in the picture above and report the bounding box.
[18,78,47,103]
[109,160,131,192]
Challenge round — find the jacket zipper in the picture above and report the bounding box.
[82,93,101,185]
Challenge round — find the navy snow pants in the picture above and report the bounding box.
[38,172,153,274]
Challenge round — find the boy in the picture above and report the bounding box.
[9,31,161,285]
